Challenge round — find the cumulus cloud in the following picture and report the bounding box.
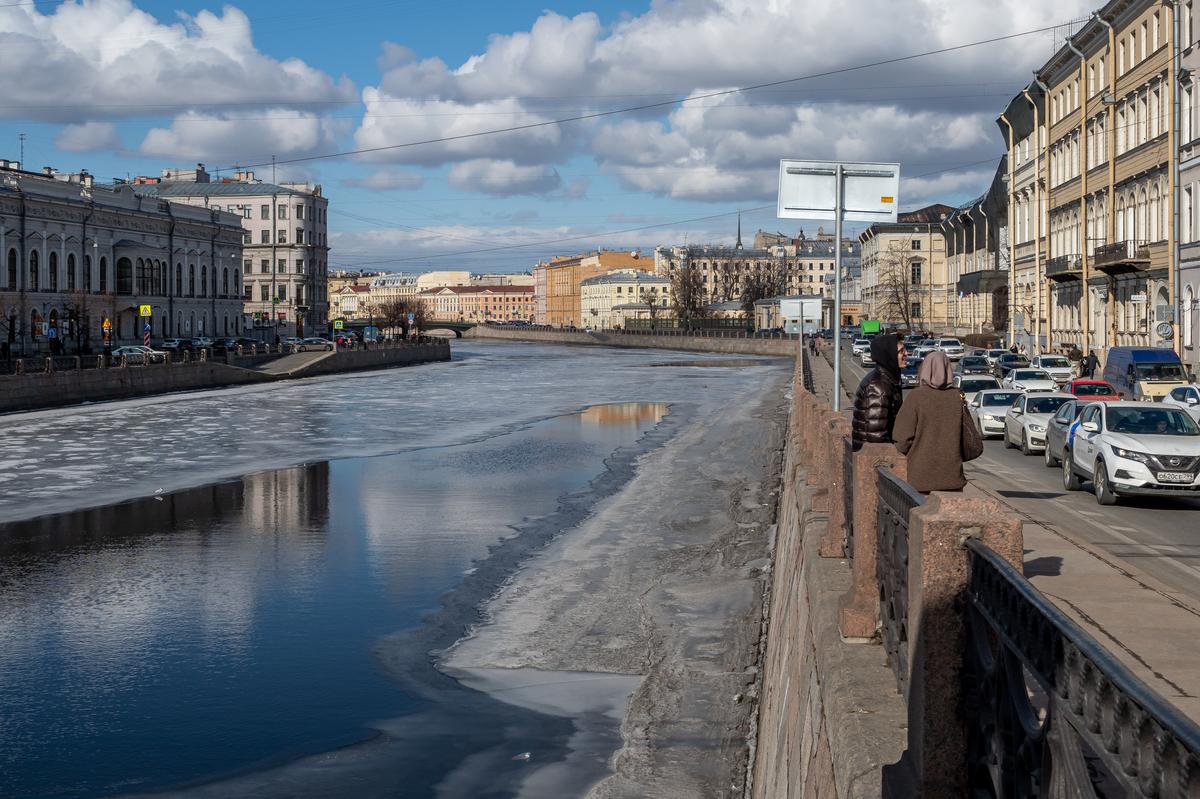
[139,111,348,163]
[341,169,425,191]
[0,0,354,122]
[447,159,560,195]
[55,122,123,153]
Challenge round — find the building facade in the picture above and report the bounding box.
[859,204,955,331]
[941,164,1011,337]
[137,165,330,339]
[1179,0,1200,371]
[0,162,244,353]
[579,270,671,329]
[539,250,649,327]
[415,285,535,322]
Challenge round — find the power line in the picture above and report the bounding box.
[214,21,1079,172]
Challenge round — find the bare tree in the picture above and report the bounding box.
[739,262,784,317]
[641,286,662,329]
[715,265,738,303]
[375,297,430,338]
[670,266,709,330]
[874,249,923,332]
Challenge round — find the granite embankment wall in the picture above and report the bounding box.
[0,342,451,414]
[463,324,799,357]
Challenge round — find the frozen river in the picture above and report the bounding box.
[0,341,791,798]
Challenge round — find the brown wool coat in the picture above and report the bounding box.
[892,385,967,493]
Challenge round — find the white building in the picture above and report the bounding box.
[579,269,671,329]
[136,165,330,339]
[0,161,244,353]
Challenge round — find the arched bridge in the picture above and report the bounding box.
[421,320,477,338]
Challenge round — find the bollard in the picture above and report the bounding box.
[119,355,129,368]
[44,357,54,374]
[199,348,207,362]
[880,493,1023,799]
[839,445,908,640]
[14,358,24,375]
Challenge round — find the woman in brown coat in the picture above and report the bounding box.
[893,352,967,493]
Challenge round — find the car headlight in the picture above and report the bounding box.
[982,413,998,421]
[1028,424,1046,433]
[1111,447,1150,463]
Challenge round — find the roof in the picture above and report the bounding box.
[139,181,316,199]
[417,285,534,296]
[580,270,667,286]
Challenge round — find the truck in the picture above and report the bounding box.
[1102,347,1189,400]
[860,319,882,336]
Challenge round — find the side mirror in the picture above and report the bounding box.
[1081,421,1099,433]
[1187,396,1199,405]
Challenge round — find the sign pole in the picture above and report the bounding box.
[833,163,844,412]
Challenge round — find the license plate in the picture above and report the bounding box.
[1156,472,1195,483]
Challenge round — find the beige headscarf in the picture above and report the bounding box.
[918,351,955,389]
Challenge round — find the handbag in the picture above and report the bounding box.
[961,402,984,462]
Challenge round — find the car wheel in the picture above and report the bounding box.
[1021,432,1033,456]
[1062,450,1082,491]
[1094,459,1118,506]
[1044,443,1058,468]
[1003,427,1015,448]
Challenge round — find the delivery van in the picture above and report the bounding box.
[1102,347,1189,400]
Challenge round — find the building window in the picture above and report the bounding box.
[277,230,286,243]
[67,253,75,291]
[297,259,304,274]
[261,259,269,274]
[296,205,304,220]
[910,262,923,284]
[243,259,251,275]
[278,285,286,302]
[911,301,921,319]
[243,231,251,245]
[277,259,285,272]
[260,230,269,244]
[83,255,91,292]
[99,256,107,293]
[243,283,252,298]
[242,206,252,219]
[278,204,288,220]
[1153,12,1160,51]
[49,251,58,292]
[911,240,921,250]
[296,227,303,244]
[260,285,269,302]
[260,204,269,220]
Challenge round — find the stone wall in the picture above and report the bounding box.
[463,324,800,357]
[287,342,449,377]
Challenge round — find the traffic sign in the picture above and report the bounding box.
[333,319,344,330]
[102,317,112,332]
[47,327,57,339]
[1131,294,1147,303]
[407,313,415,323]
[143,323,151,346]
[139,304,152,317]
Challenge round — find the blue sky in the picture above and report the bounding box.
[0,0,1095,272]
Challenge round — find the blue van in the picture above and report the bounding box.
[1102,347,1189,400]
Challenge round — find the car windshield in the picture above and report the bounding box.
[1039,357,1070,368]
[1107,407,1200,436]
[1133,362,1187,381]
[1001,356,1030,367]
[1074,382,1116,396]
[938,339,961,346]
[1012,370,1048,380]
[982,392,1021,406]
[961,357,988,367]
[960,379,998,392]
[1026,396,1070,414]
[987,350,1005,357]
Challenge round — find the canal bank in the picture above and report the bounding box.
[464,323,800,357]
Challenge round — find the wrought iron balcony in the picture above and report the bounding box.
[1046,254,1082,281]
[1093,240,1151,273]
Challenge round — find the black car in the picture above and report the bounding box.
[900,357,923,389]
[993,353,1031,379]
[957,356,992,375]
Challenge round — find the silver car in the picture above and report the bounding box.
[955,374,1001,405]
[1004,391,1074,454]
[1043,399,1087,467]
[968,389,1024,439]
[1002,369,1058,393]
[1030,354,1075,384]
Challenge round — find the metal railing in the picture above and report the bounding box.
[1094,239,1150,268]
[842,436,854,558]
[964,538,1200,798]
[876,466,925,696]
[801,340,815,393]
[1046,254,1082,279]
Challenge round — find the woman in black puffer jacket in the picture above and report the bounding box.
[852,333,905,450]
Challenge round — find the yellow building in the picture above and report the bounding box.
[540,251,650,327]
[579,269,671,329]
[859,204,955,331]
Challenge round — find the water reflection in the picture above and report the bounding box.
[0,404,668,799]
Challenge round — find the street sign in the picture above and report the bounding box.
[776,159,900,223]
[1131,294,1147,303]
[333,319,344,330]
[407,313,415,324]
[1156,321,1174,339]
[143,323,151,346]
[102,317,112,332]
[47,327,57,339]
[139,304,152,317]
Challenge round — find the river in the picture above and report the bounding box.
[0,341,789,798]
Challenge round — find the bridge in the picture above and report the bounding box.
[422,320,476,337]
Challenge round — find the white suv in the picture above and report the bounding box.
[936,338,966,361]
[1163,385,1200,421]
[851,338,871,356]
[1062,401,1200,504]
[1030,354,1074,384]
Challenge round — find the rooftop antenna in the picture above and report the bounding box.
[18,132,25,168]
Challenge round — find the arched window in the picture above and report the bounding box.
[1150,184,1161,242]
[222,267,229,297]
[189,264,195,297]
[83,255,91,292]
[159,262,167,295]
[1185,284,1195,348]
[99,256,108,293]
[49,251,58,292]
[116,257,133,294]
[1137,187,1149,242]
[29,249,39,291]
[200,265,208,298]
[233,269,239,294]
[175,263,182,296]
[67,253,76,292]
[6,248,15,289]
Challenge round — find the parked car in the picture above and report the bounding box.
[1103,346,1189,401]
[899,357,923,389]
[955,375,1001,404]
[936,338,966,361]
[298,337,334,352]
[992,353,1031,379]
[1163,384,1200,421]
[914,339,939,358]
[1004,392,1074,454]
[1066,379,1120,403]
[283,336,304,347]
[211,337,240,353]
[968,389,1024,439]
[1002,369,1057,393]
[111,345,167,365]
[193,336,214,348]
[1044,398,1088,468]
[158,338,184,351]
[956,355,992,376]
[1062,401,1200,504]
[1030,354,1075,384]
[851,338,871,356]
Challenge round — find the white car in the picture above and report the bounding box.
[1063,401,1200,504]
[1030,354,1075,384]
[955,374,1001,404]
[1002,368,1058,393]
[860,348,875,366]
[851,338,871,356]
[1004,391,1075,454]
[914,339,938,358]
[984,348,1007,366]
[936,338,966,361]
[1163,385,1200,421]
[969,389,1024,439]
[111,345,167,364]
[297,337,334,352]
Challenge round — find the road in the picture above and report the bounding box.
[831,346,1200,717]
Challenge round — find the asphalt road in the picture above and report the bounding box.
[835,348,1200,607]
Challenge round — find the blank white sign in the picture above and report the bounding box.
[777,159,900,223]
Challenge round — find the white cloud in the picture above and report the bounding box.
[0,0,354,122]
[139,111,348,163]
[54,122,123,153]
[447,159,560,195]
[341,169,425,191]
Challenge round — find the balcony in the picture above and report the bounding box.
[1046,254,1082,282]
[1093,240,1150,274]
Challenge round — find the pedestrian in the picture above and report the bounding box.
[852,333,905,451]
[1018,342,1027,356]
[1084,349,1100,380]
[893,351,981,493]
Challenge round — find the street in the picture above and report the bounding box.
[832,345,1200,716]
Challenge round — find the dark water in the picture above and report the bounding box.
[0,403,668,798]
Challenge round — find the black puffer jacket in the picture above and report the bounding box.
[852,334,903,450]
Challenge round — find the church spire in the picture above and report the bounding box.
[735,211,743,249]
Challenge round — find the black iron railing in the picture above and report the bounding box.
[1094,240,1150,268]
[964,538,1200,798]
[801,343,815,393]
[842,436,854,558]
[1046,254,1082,280]
[876,466,925,696]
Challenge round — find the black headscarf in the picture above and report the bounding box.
[870,333,901,382]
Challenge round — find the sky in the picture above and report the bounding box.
[0,0,1097,273]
